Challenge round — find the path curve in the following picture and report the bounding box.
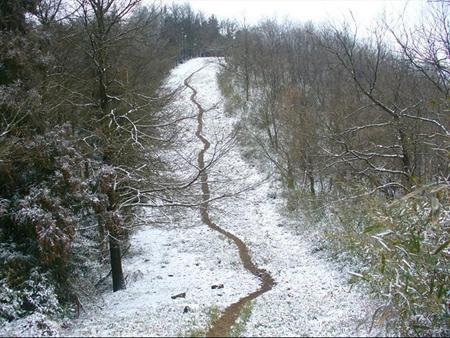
[184,69,275,337]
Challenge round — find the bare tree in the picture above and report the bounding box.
[318,17,448,194]
[75,0,156,292]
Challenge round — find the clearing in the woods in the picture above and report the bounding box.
[63,58,385,337]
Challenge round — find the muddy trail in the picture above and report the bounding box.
[184,70,275,337]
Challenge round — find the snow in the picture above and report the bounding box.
[63,216,259,337]
[186,58,384,336]
[60,57,386,336]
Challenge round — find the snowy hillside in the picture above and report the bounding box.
[58,58,385,337]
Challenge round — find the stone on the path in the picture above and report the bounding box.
[171,292,186,299]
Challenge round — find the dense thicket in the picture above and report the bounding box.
[0,0,224,327]
[219,4,449,335]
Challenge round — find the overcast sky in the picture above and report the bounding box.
[156,0,426,29]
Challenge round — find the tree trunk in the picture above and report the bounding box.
[308,172,315,195]
[244,24,250,101]
[307,156,316,196]
[109,234,126,292]
[396,119,413,191]
[97,217,107,261]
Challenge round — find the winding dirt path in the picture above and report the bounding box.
[184,69,275,337]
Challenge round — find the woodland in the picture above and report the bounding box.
[0,0,448,336]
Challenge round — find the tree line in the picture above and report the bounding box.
[223,14,448,198]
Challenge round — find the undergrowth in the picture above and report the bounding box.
[323,183,449,336]
[183,305,220,337]
[228,301,253,337]
[183,301,253,337]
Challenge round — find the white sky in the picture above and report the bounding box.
[155,0,426,29]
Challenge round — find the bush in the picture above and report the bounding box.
[0,267,60,323]
[0,125,105,322]
[325,183,449,336]
[0,312,59,337]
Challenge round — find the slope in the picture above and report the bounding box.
[61,58,385,337]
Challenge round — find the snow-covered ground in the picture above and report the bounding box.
[61,58,385,336]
